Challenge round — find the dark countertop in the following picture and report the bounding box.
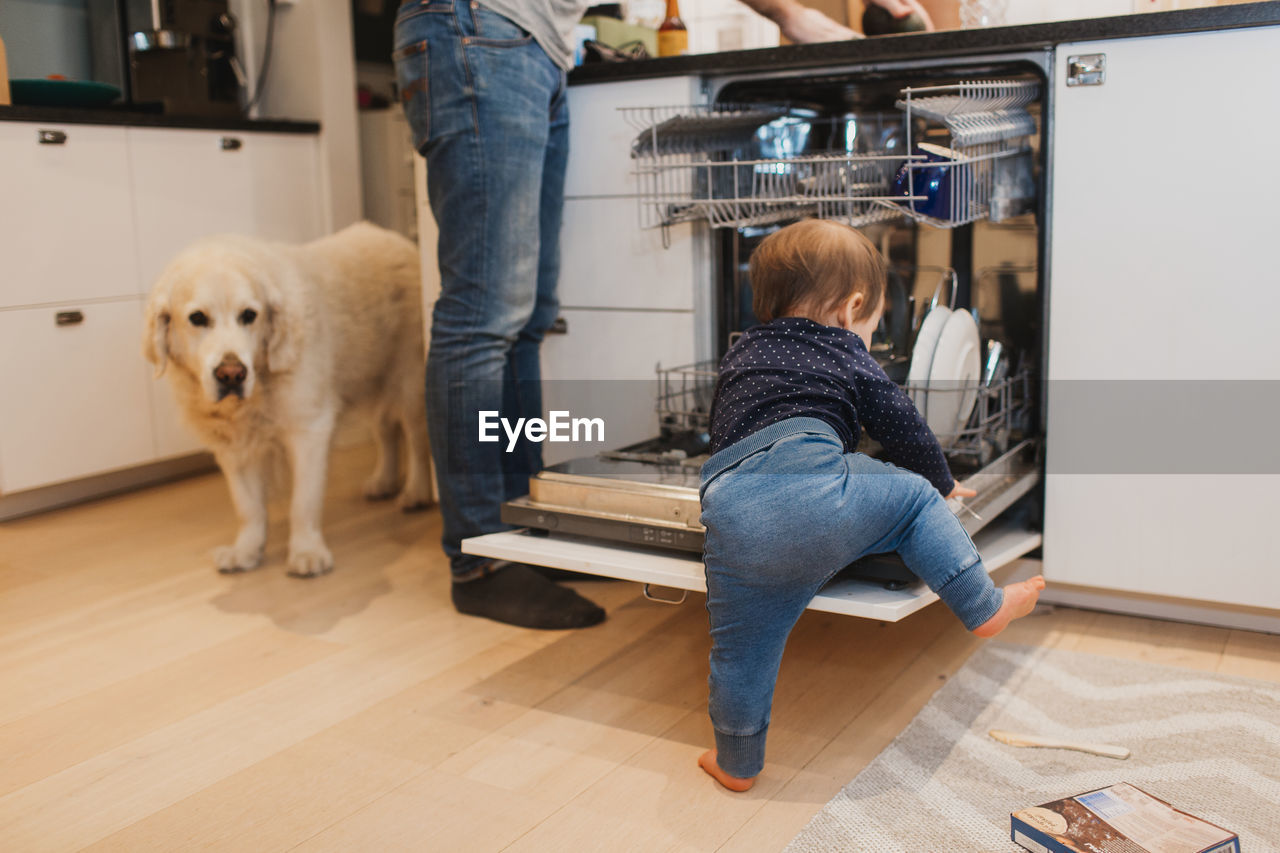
[569,2,1280,84]
[0,105,319,134]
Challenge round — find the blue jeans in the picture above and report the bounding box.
[699,417,1002,778]
[394,0,569,576]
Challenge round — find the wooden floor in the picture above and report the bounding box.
[2,443,1278,852]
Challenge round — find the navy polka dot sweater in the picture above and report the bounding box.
[709,316,955,495]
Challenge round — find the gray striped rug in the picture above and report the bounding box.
[785,642,1280,852]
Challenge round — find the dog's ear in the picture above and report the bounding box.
[142,280,172,377]
[261,265,303,372]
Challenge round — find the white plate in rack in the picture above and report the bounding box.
[925,309,982,445]
[907,305,951,413]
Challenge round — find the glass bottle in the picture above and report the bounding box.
[658,0,689,57]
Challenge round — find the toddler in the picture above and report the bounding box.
[697,219,1044,792]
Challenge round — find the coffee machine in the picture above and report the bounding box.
[124,0,243,116]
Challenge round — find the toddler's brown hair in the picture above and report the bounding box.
[749,219,886,324]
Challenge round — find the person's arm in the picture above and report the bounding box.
[735,0,856,42]
[737,0,934,43]
[848,349,957,495]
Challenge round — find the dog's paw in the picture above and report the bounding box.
[364,473,399,502]
[398,490,433,513]
[215,544,264,573]
[398,475,433,512]
[286,546,334,578]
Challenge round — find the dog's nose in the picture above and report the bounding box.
[214,355,247,387]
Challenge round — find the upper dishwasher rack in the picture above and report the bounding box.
[623,79,1040,232]
[624,103,906,231]
[896,79,1039,146]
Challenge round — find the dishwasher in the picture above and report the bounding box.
[465,50,1053,621]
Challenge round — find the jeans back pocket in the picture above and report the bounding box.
[466,6,534,47]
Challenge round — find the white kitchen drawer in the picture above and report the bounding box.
[540,308,697,464]
[542,308,697,380]
[559,198,697,311]
[246,132,324,243]
[129,128,324,292]
[1045,474,1280,611]
[463,518,1041,622]
[149,375,207,460]
[566,76,702,199]
[0,122,140,307]
[128,127,257,288]
[0,299,155,493]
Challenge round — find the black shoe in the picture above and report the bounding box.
[451,562,606,630]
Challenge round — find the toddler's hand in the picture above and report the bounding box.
[947,484,977,500]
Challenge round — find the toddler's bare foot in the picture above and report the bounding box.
[972,576,1046,639]
[698,749,756,792]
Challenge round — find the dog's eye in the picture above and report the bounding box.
[239,308,258,325]
[189,311,209,327]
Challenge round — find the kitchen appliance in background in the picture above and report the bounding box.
[498,63,1048,590]
[126,0,243,116]
[0,0,125,106]
[85,0,133,103]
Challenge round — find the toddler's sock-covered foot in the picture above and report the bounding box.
[972,575,1046,638]
[698,749,756,792]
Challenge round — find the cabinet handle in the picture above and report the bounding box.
[548,316,568,335]
[56,311,84,327]
[38,129,68,145]
[220,136,243,151]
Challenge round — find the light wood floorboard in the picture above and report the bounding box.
[1,442,1277,851]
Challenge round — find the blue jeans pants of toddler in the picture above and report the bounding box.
[699,417,1003,779]
[394,0,569,576]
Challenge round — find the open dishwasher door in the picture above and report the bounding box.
[460,445,1039,625]
[464,436,1042,622]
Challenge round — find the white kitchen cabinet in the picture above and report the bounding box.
[0,299,155,493]
[565,75,703,199]
[129,128,323,287]
[559,198,697,311]
[0,122,140,307]
[0,120,323,509]
[128,127,256,287]
[149,375,205,460]
[1045,27,1280,610]
[540,307,698,464]
[541,76,711,462]
[246,132,324,243]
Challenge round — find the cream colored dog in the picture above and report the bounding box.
[143,222,432,577]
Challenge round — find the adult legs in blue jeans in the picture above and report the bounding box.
[394,0,602,628]
[698,430,1042,785]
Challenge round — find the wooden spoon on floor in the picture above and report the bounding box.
[988,729,1131,760]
